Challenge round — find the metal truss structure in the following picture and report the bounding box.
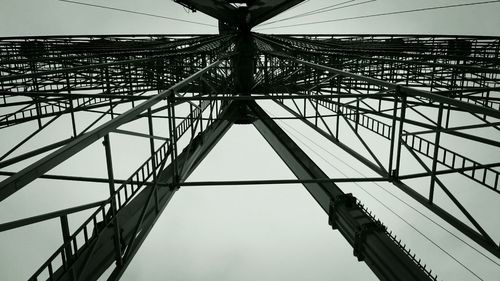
[0,1,499,280]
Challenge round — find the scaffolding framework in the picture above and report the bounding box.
[0,1,499,280]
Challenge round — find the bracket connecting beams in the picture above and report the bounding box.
[249,101,435,281]
[329,193,386,262]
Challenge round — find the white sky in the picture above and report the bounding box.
[0,0,499,281]
[0,0,500,36]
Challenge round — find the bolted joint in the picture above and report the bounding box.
[328,193,356,229]
[229,101,258,124]
[395,84,402,94]
[167,175,181,191]
[184,133,203,153]
[353,221,386,261]
[166,91,176,103]
[390,169,399,181]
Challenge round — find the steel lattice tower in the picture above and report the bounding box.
[0,1,499,280]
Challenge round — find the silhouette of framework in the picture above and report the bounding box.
[0,1,499,280]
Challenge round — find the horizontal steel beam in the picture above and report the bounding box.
[179,177,390,186]
[0,171,145,185]
[0,138,73,169]
[112,129,169,141]
[0,200,107,232]
[174,93,388,101]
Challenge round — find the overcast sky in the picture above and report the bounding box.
[1,0,500,36]
[0,1,499,281]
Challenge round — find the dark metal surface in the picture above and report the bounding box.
[173,0,306,28]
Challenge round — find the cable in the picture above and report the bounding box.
[279,122,484,280]
[375,185,500,268]
[258,0,355,27]
[265,0,312,16]
[258,0,376,27]
[271,112,491,279]
[277,114,500,268]
[257,0,500,30]
[58,0,216,27]
[287,0,312,12]
[295,0,377,19]
[358,184,485,281]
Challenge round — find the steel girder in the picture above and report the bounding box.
[250,100,436,281]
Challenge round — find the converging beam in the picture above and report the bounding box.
[250,101,436,281]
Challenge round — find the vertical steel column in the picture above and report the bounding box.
[388,92,399,175]
[264,55,269,85]
[190,103,195,138]
[59,215,73,260]
[393,88,407,180]
[167,93,179,189]
[103,134,123,266]
[355,97,360,132]
[147,108,160,212]
[26,58,44,129]
[429,103,444,203]
[105,67,114,120]
[128,64,135,108]
[59,214,76,281]
[336,77,341,139]
[65,72,77,137]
